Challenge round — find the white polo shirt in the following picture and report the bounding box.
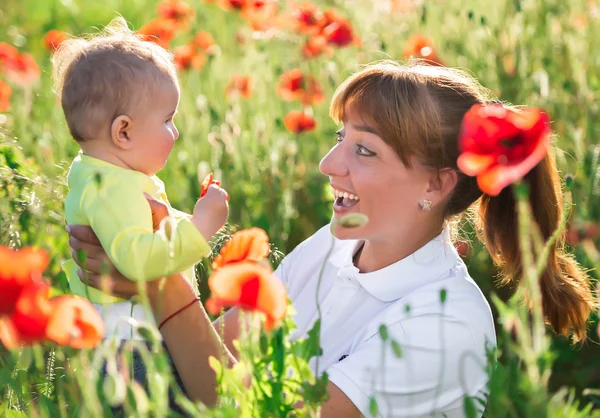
[275,224,496,418]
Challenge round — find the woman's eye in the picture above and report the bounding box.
[357,145,376,157]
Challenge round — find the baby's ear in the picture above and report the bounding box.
[111,115,134,150]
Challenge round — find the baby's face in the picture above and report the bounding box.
[127,78,180,176]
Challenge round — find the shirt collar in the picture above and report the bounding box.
[328,227,459,302]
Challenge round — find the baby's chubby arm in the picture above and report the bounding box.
[81,179,227,282]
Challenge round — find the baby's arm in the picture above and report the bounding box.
[81,176,213,282]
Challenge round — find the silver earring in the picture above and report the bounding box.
[421,200,432,211]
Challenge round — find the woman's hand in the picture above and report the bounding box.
[67,224,142,299]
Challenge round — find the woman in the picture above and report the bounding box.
[67,61,595,417]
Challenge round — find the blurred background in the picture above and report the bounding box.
[0,0,599,414]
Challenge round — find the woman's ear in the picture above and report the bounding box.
[425,168,458,204]
[111,115,134,150]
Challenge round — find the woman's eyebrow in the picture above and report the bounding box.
[352,123,379,135]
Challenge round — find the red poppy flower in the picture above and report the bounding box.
[174,44,206,71]
[194,31,215,51]
[0,246,104,350]
[43,30,67,52]
[317,9,357,47]
[0,42,18,68]
[46,296,105,348]
[289,2,323,35]
[212,228,269,269]
[157,0,196,28]
[0,280,52,349]
[9,281,52,341]
[284,111,316,134]
[403,34,444,66]
[5,53,41,85]
[454,241,469,258]
[302,35,332,58]
[0,246,49,315]
[138,19,177,49]
[206,262,286,331]
[239,0,278,31]
[457,104,550,196]
[218,0,246,10]
[277,69,324,105]
[226,74,253,99]
[208,228,286,330]
[0,80,11,112]
[200,172,221,197]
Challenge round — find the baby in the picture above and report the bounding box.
[55,20,228,344]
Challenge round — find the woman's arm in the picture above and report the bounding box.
[150,275,359,416]
[67,225,360,416]
[212,306,242,359]
[148,273,235,406]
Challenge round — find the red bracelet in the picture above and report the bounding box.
[158,297,201,330]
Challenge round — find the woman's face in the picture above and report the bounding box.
[319,108,437,243]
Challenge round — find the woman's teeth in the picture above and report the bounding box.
[332,188,360,207]
[332,188,360,201]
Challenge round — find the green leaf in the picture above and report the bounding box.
[4,411,29,418]
[513,182,529,200]
[565,174,574,190]
[369,396,379,417]
[128,382,149,415]
[300,372,329,405]
[76,249,87,265]
[259,332,269,353]
[440,288,447,304]
[463,396,478,418]
[103,373,126,407]
[136,323,161,345]
[391,340,403,358]
[208,356,223,377]
[17,348,33,370]
[379,325,388,342]
[291,319,322,360]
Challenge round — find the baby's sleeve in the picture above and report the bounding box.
[81,174,210,281]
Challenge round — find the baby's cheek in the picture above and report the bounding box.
[161,135,175,154]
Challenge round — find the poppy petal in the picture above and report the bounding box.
[0,317,19,349]
[208,262,287,328]
[457,152,497,176]
[213,228,270,268]
[476,138,549,196]
[46,296,105,348]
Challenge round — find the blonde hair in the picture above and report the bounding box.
[331,60,596,341]
[52,17,178,142]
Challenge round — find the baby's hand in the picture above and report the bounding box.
[191,184,229,241]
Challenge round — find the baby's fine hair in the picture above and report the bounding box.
[52,17,178,142]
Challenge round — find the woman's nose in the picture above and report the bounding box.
[319,143,348,178]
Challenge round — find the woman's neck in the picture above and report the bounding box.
[354,222,445,273]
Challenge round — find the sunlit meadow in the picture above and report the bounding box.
[1,0,599,416]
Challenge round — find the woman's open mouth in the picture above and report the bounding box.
[332,187,360,210]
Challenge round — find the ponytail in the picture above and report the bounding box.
[476,153,596,341]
